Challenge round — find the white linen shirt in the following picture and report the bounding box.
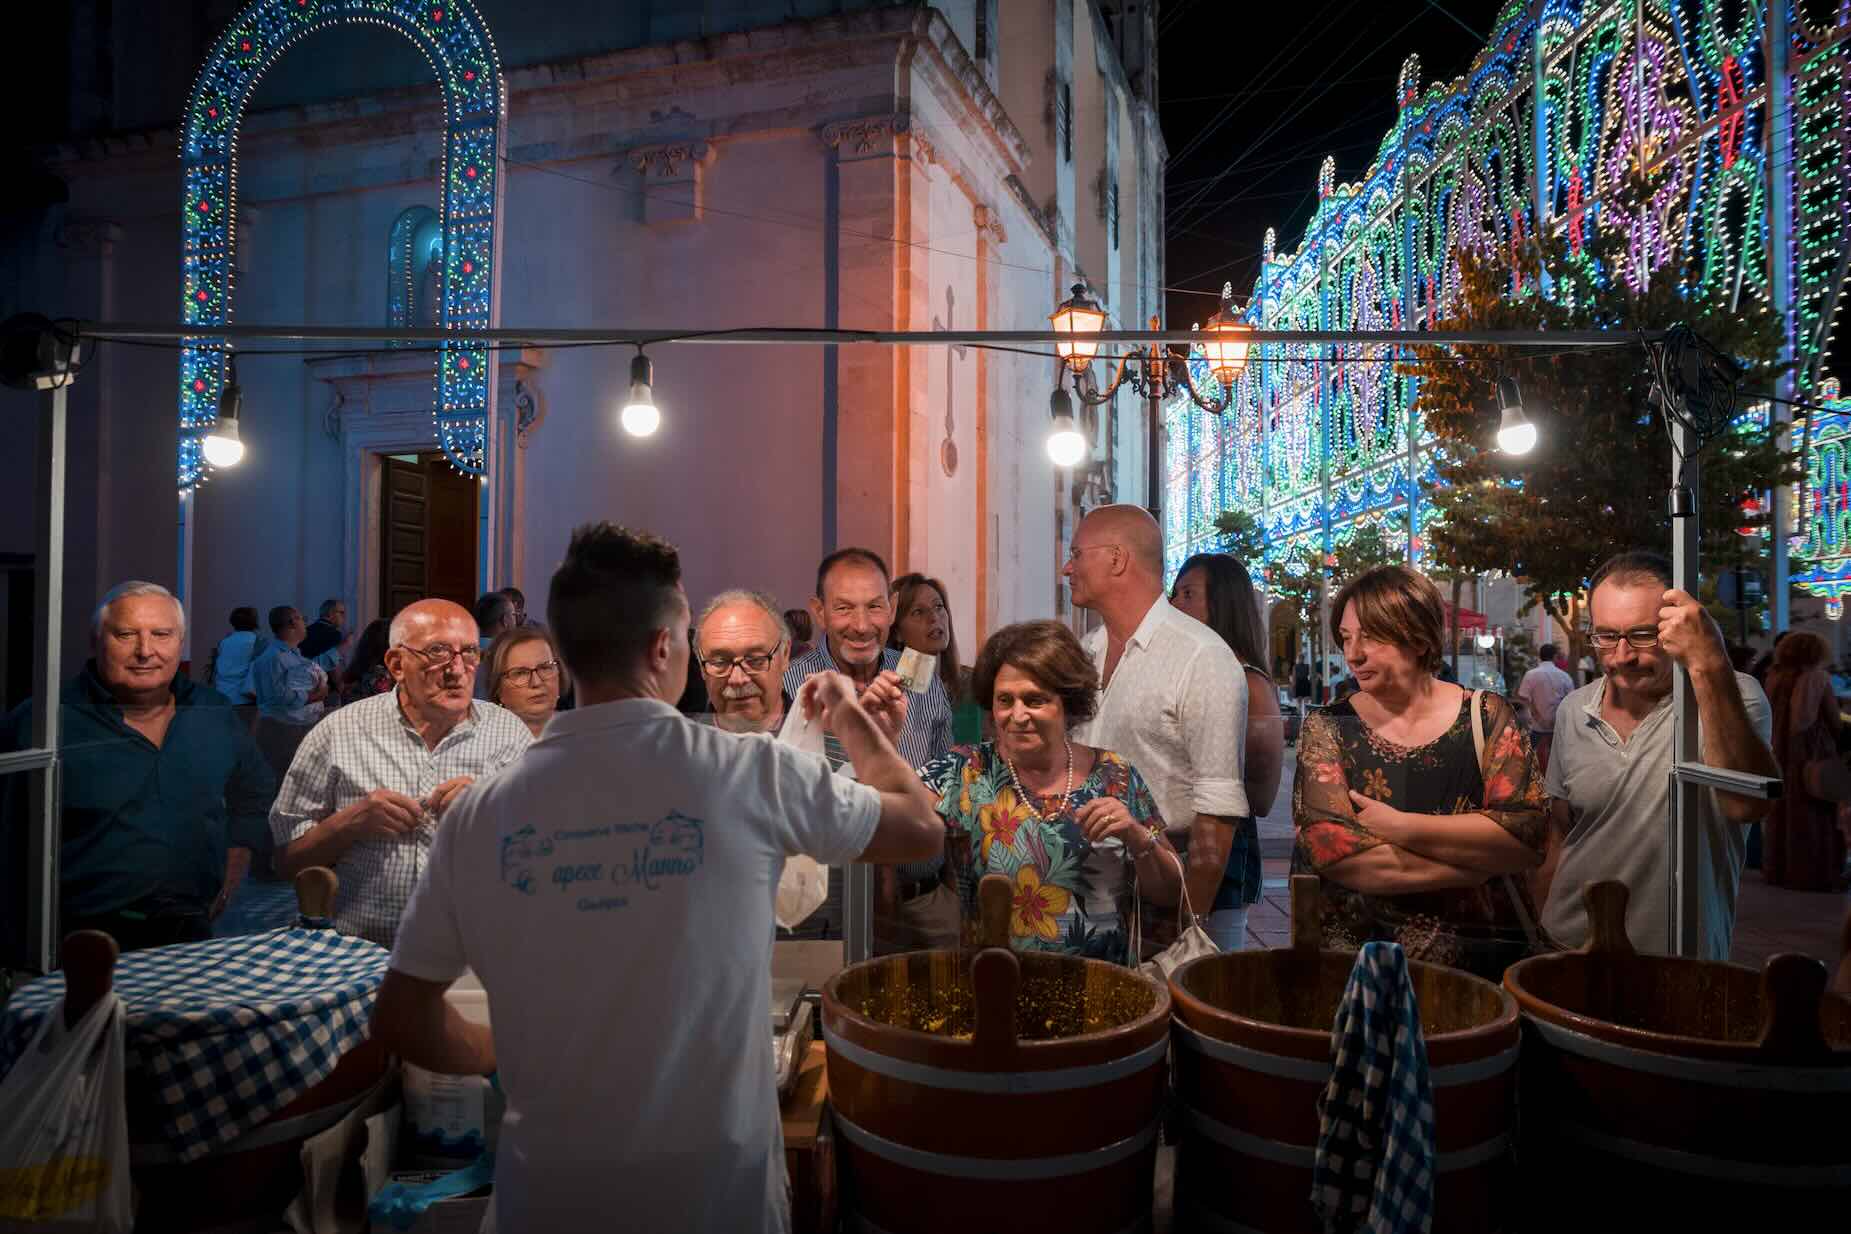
[390,698,880,1234]
[1073,597,1251,829]
[269,690,532,945]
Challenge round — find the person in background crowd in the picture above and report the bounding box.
[1749,630,1790,688]
[1293,565,1546,981]
[925,621,1180,964]
[473,592,520,700]
[207,606,264,724]
[1,582,273,954]
[270,598,532,946]
[1064,505,1250,934]
[341,619,394,704]
[1728,644,1758,675]
[251,605,329,780]
[1292,660,1313,733]
[1762,631,1847,891]
[501,586,530,627]
[786,608,815,661]
[1538,552,1776,960]
[299,598,351,672]
[369,523,939,1233]
[486,625,567,739]
[787,548,956,951]
[1171,552,1278,950]
[696,592,794,734]
[1515,643,1576,775]
[889,572,982,744]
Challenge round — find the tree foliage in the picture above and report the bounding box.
[1406,185,1797,666]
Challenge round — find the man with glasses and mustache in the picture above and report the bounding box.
[1537,551,1777,959]
[271,598,533,945]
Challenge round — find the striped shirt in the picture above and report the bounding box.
[269,690,533,946]
[783,644,954,771]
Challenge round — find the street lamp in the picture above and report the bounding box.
[619,351,659,437]
[202,351,246,468]
[1050,281,1251,416]
[1495,377,1537,455]
[1046,382,1088,467]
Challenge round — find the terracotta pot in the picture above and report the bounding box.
[820,875,1172,1234]
[1503,880,1851,1229]
[1167,876,1519,1234]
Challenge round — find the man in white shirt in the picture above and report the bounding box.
[270,598,532,945]
[369,523,941,1233]
[1515,643,1577,774]
[1062,504,1252,947]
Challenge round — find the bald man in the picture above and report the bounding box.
[271,598,533,945]
[1063,505,1255,948]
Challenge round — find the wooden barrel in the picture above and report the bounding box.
[1168,876,1519,1234]
[1503,880,1851,1229]
[820,875,1171,1234]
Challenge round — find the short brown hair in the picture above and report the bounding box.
[971,620,1099,726]
[1329,565,1446,675]
[485,625,568,703]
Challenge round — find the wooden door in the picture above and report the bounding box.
[381,457,429,621]
[424,456,477,610]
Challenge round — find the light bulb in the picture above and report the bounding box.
[202,418,244,467]
[1047,415,1087,467]
[1496,419,1537,455]
[620,386,659,437]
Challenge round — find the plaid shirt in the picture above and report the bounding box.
[269,691,531,946]
[782,644,953,770]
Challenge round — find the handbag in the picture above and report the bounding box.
[1129,842,1220,982]
[1469,689,1542,951]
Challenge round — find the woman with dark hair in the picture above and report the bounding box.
[1293,565,1546,979]
[340,618,393,704]
[919,620,1180,964]
[1763,630,1847,890]
[889,572,983,744]
[1171,552,1280,951]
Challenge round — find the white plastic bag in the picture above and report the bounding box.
[0,995,132,1232]
[773,704,831,928]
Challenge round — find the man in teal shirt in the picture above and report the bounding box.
[3,581,274,960]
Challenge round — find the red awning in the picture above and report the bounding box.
[1442,602,1488,633]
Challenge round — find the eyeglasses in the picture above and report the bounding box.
[1065,543,1119,564]
[699,643,783,677]
[1587,627,1660,650]
[502,660,560,687]
[398,642,482,669]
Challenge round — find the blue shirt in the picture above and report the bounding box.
[2,664,276,922]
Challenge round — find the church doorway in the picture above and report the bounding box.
[380,453,479,620]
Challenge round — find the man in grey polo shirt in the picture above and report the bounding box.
[1538,551,1777,960]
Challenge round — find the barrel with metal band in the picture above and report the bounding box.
[821,874,1171,1234]
[1504,880,1851,1229]
[1168,876,1519,1233]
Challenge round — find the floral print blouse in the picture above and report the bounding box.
[920,742,1164,966]
[1291,690,1547,980]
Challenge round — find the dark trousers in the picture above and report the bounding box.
[63,902,212,954]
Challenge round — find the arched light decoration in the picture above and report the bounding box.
[1198,282,1253,386]
[177,0,506,489]
[1049,283,1107,373]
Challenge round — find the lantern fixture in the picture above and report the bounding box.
[1051,281,1245,423]
[1046,381,1088,467]
[1050,283,1107,373]
[1495,377,1537,455]
[620,351,660,438]
[1200,287,1254,386]
[202,351,246,468]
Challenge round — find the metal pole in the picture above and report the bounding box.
[26,377,69,975]
[1147,383,1162,519]
[1669,422,1702,957]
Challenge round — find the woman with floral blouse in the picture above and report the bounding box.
[1293,565,1547,980]
[919,620,1181,965]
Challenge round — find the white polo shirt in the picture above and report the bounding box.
[390,698,880,1234]
[1073,597,1251,828]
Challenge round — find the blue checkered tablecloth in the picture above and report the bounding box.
[0,927,388,1163]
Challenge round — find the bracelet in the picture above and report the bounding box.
[1134,823,1162,858]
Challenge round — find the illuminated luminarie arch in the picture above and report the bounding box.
[178,0,506,490]
[1164,0,1851,586]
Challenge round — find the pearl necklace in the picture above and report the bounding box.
[1003,739,1074,823]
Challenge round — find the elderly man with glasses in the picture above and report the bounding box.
[271,597,533,946]
[1535,551,1776,960]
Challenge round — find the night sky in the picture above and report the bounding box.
[1156,0,1489,328]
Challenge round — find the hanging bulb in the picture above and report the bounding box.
[204,352,246,467]
[620,351,659,437]
[1495,377,1536,455]
[1046,384,1087,467]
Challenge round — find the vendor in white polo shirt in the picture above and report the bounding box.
[369,522,943,1234]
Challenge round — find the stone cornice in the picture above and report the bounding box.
[626,141,715,178]
[908,9,1031,174]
